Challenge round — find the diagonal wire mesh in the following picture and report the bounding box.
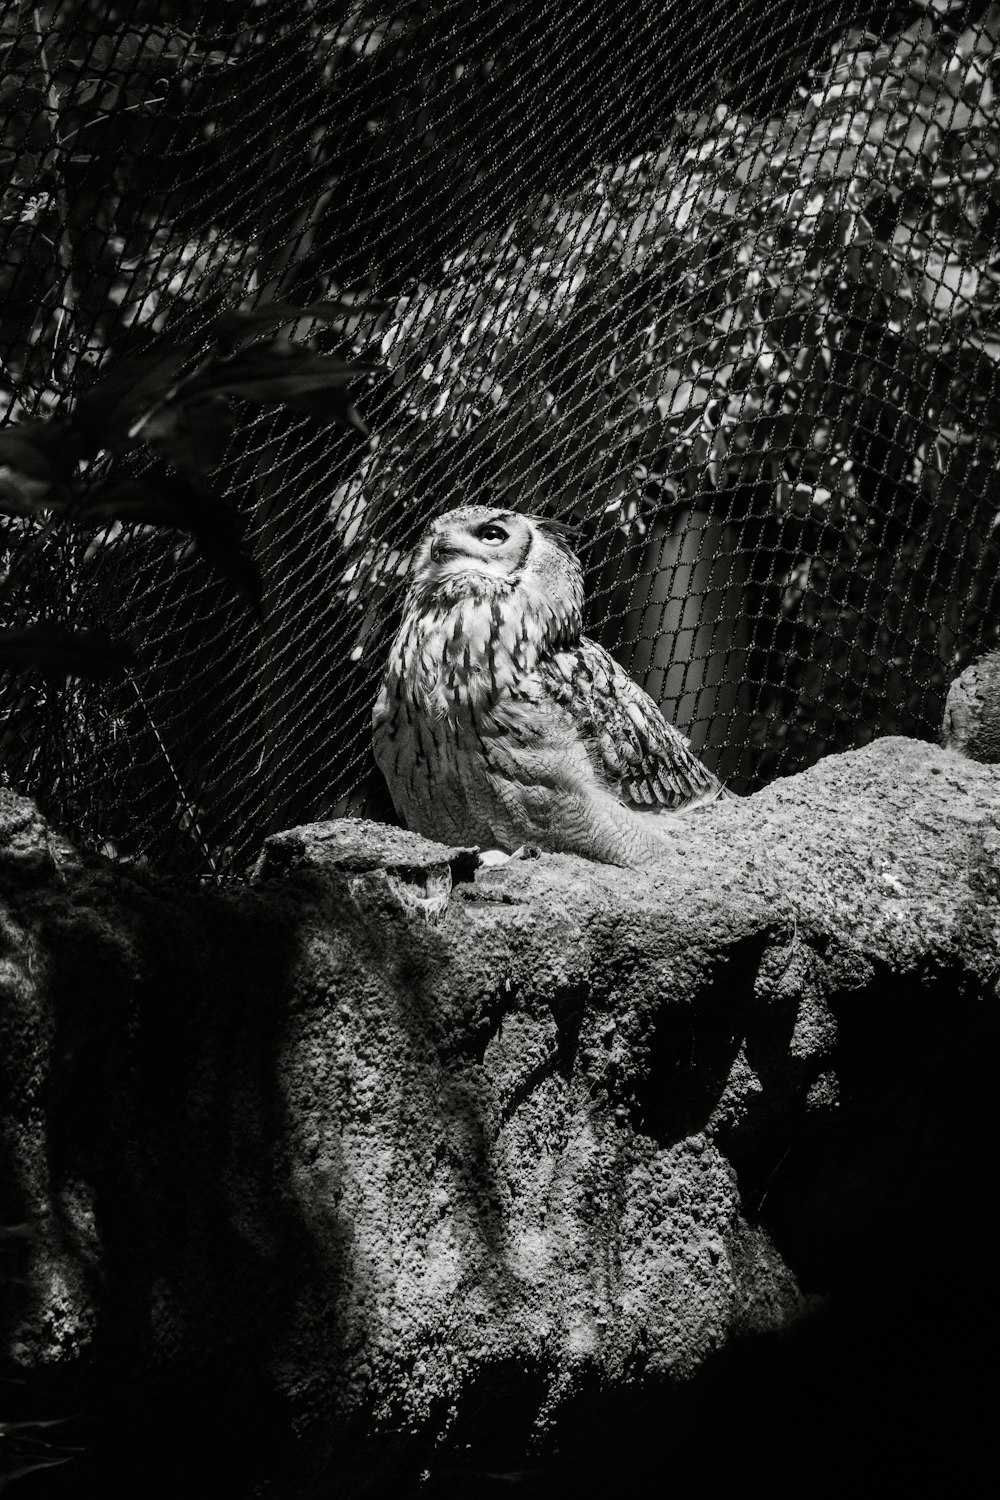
[1,0,999,876]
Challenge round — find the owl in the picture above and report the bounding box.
[372,506,729,867]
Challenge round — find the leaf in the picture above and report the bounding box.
[274,386,370,435]
[0,421,83,516]
[0,1417,73,1433]
[706,422,732,489]
[213,299,385,350]
[0,420,85,480]
[184,343,378,409]
[0,465,54,516]
[141,395,239,477]
[0,1456,74,1483]
[922,253,980,319]
[90,465,263,612]
[0,1221,35,1239]
[72,349,195,453]
[78,470,262,618]
[75,473,206,528]
[191,536,264,623]
[966,331,1000,362]
[0,625,136,682]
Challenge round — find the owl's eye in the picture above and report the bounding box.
[476,523,509,544]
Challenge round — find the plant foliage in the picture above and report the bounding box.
[342,1,1000,768]
[0,305,374,683]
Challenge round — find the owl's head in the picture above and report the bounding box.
[410,506,583,616]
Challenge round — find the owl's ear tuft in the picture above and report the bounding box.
[537,516,582,554]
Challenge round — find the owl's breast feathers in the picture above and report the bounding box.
[376,572,579,722]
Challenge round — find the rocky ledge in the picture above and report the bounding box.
[1,736,998,1495]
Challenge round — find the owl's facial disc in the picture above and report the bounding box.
[424,512,523,583]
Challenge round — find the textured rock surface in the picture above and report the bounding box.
[941,647,1000,762]
[1,736,999,1495]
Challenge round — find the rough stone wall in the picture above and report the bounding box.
[1,736,998,1495]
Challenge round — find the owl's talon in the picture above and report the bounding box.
[477,844,540,868]
[477,848,511,867]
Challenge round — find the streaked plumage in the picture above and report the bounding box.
[372,506,728,866]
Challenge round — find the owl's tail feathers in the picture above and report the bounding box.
[675,779,738,812]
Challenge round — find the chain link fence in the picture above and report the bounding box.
[1,0,998,876]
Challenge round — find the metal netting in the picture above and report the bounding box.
[2,0,999,875]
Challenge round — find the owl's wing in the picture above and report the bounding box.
[539,636,727,811]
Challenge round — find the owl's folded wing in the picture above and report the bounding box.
[540,637,727,810]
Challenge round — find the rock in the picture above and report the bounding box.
[1,735,998,1495]
[941,648,1000,762]
[255,818,479,922]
